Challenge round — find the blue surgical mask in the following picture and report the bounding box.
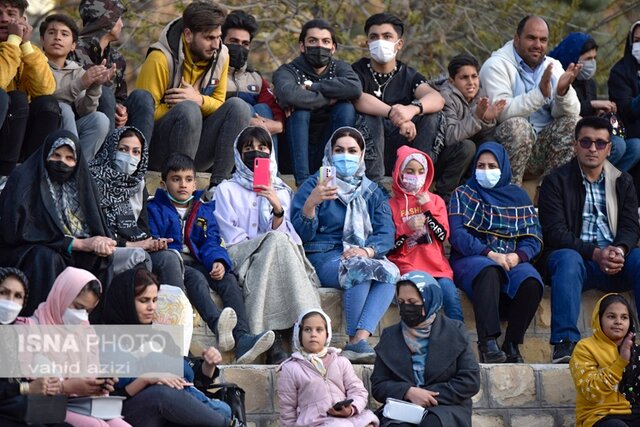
[577,59,596,81]
[475,169,501,189]
[332,153,360,177]
[167,192,194,205]
[114,151,140,175]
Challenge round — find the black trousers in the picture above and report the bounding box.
[471,266,542,344]
[593,414,640,426]
[433,139,476,202]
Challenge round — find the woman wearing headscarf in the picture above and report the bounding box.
[0,130,115,316]
[214,126,321,364]
[371,272,480,427]
[550,32,640,171]
[16,267,130,427]
[448,142,543,363]
[291,126,399,363]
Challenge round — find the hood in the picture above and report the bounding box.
[624,20,640,60]
[591,293,636,345]
[391,145,435,197]
[397,271,442,319]
[491,40,520,67]
[79,0,125,39]
[48,59,84,71]
[155,17,184,61]
[549,32,594,70]
[292,308,333,353]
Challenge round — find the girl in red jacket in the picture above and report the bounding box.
[388,146,463,320]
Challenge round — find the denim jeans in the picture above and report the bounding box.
[609,135,640,172]
[308,250,395,337]
[548,248,640,343]
[437,277,464,321]
[58,102,110,160]
[286,101,356,185]
[250,102,279,157]
[98,88,155,145]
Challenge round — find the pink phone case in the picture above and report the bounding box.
[319,166,336,187]
[253,158,270,190]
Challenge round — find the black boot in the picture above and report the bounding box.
[478,339,507,363]
[502,341,524,363]
[266,330,289,365]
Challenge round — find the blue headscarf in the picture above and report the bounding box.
[549,32,594,71]
[398,271,442,386]
[449,142,542,253]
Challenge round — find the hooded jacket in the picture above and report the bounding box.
[0,35,55,96]
[479,40,580,131]
[137,17,229,120]
[388,146,453,279]
[608,21,640,139]
[570,294,632,427]
[226,65,284,123]
[49,59,101,117]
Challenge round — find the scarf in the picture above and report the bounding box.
[229,126,293,234]
[449,142,542,253]
[89,127,149,242]
[292,309,333,377]
[399,271,443,386]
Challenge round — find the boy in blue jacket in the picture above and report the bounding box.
[148,153,274,363]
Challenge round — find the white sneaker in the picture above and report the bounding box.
[0,176,8,193]
[216,307,237,352]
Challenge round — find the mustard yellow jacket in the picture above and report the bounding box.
[0,35,55,96]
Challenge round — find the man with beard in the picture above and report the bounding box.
[273,19,362,186]
[479,15,581,186]
[136,0,251,189]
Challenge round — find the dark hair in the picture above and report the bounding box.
[120,128,143,144]
[160,152,196,181]
[0,267,29,297]
[298,311,327,344]
[0,0,28,15]
[235,126,272,152]
[364,13,404,38]
[599,294,636,333]
[133,268,160,297]
[330,127,365,150]
[447,53,480,78]
[221,10,258,41]
[574,116,613,140]
[299,19,337,46]
[396,279,416,292]
[39,14,79,42]
[80,280,102,300]
[580,37,598,54]
[183,1,226,34]
[516,15,549,37]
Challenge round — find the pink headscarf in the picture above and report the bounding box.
[16,267,100,325]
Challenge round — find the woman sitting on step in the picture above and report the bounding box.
[448,142,543,363]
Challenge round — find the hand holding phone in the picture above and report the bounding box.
[253,157,270,191]
[319,166,336,187]
[332,398,353,411]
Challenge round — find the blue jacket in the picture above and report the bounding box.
[147,189,232,271]
[291,173,395,256]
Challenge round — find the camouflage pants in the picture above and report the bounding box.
[495,115,579,185]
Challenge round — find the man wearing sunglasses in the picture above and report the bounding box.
[538,116,640,364]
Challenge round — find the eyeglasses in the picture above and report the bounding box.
[577,138,610,150]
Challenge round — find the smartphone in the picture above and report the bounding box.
[319,166,337,187]
[332,398,353,411]
[253,157,270,191]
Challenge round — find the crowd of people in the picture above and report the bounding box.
[1,0,640,425]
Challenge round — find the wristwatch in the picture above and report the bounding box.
[272,208,285,218]
[410,99,423,115]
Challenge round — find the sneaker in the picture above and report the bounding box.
[341,340,375,364]
[235,331,275,364]
[552,340,576,364]
[216,308,237,353]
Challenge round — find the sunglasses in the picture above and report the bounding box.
[577,138,610,150]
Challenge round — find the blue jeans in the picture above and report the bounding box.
[609,135,640,172]
[286,101,356,185]
[250,102,279,157]
[437,277,464,321]
[548,248,640,343]
[308,250,395,337]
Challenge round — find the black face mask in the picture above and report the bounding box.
[242,150,270,171]
[46,160,75,184]
[304,46,332,69]
[227,44,249,70]
[399,303,427,328]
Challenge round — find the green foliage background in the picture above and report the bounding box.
[43,0,640,96]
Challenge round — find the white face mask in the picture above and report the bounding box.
[632,42,640,63]
[0,299,22,324]
[62,308,89,325]
[369,39,398,64]
[475,169,502,189]
[114,151,140,176]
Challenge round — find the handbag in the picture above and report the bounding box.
[205,382,247,427]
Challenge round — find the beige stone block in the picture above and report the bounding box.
[534,289,552,332]
[560,412,577,427]
[221,366,274,413]
[471,414,505,427]
[511,413,555,427]
[488,365,536,407]
[319,289,343,334]
[378,304,399,332]
[520,335,551,364]
[539,365,576,405]
[472,367,486,407]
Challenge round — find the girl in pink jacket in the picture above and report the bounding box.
[277,309,379,427]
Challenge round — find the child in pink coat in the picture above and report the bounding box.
[277,309,379,427]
